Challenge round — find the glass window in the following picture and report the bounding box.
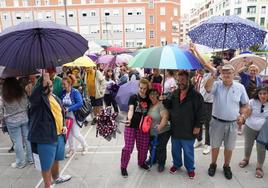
[174,8,178,16]
[23,0,28,6]
[2,13,8,20]
[0,0,6,7]
[91,11,96,16]
[104,10,110,16]
[160,7,165,16]
[113,24,122,33]
[135,24,145,32]
[127,9,133,16]
[149,30,154,38]
[247,6,256,14]
[260,17,265,26]
[58,0,64,5]
[46,12,52,19]
[234,8,242,15]
[14,0,19,7]
[90,25,100,34]
[149,0,154,8]
[125,24,135,32]
[160,22,166,31]
[67,0,72,5]
[149,15,154,24]
[113,9,119,16]
[136,9,142,15]
[261,6,266,14]
[44,0,49,5]
[225,10,230,16]
[247,17,255,22]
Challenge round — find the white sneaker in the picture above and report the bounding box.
[65,150,74,158]
[55,175,72,184]
[194,141,202,148]
[11,162,26,169]
[81,147,88,155]
[202,145,211,155]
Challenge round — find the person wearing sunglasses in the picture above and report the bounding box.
[238,86,268,178]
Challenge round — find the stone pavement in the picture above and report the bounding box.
[0,116,267,188]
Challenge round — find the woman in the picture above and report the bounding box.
[147,89,170,172]
[120,78,151,178]
[0,77,33,168]
[163,70,177,94]
[62,75,88,157]
[148,69,163,94]
[104,69,119,113]
[239,86,268,178]
[28,73,71,188]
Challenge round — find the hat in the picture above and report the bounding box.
[222,64,235,71]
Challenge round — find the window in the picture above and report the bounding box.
[135,24,145,32]
[149,30,154,38]
[35,0,41,6]
[113,9,119,16]
[136,40,145,47]
[260,17,265,26]
[136,9,142,15]
[58,0,64,5]
[113,25,122,33]
[261,6,266,14]
[44,0,49,5]
[80,26,90,34]
[82,11,87,17]
[2,13,8,20]
[14,0,19,7]
[91,11,96,16]
[23,0,29,6]
[234,8,241,15]
[126,40,135,48]
[16,13,22,20]
[0,0,6,7]
[67,0,72,5]
[59,11,65,18]
[24,12,30,19]
[46,12,51,19]
[90,25,99,34]
[247,6,256,14]
[149,15,154,24]
[125,24,135,32]
[68,11,74,17]
[149,0,154,8]
[160,37,166,46]
[247,17,255,22]
[160,22,166,31]
[174,8,178,16]
[81,0,86,4]
[127,9,133,15]
[104,10,110,16]
[102,24,111,33]
[38,12,43,19]
[160,7,165,16]
[234,0,241,4]
[113,0,118,3]
[225,9,230,16]
[114,40,123,47]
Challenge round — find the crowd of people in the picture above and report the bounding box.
[0,43,267,187]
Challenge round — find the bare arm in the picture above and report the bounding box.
[127,105,134,123]
[157,110,169,132]
[205,75,216,93]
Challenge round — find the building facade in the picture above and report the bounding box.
[179,13,189,44]
[0,0,180,48]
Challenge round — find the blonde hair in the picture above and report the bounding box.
[248,64,259,72]
[139,78,150,90]
[62,74,76,85]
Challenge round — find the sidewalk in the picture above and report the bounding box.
[0,121,267,188]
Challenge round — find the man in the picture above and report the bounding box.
[162,71,205,179]
[86,64,106,125]
[205,64,249,180]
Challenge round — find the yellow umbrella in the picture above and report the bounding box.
[63,56,96,67]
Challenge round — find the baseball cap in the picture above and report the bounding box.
[222,64,235,71]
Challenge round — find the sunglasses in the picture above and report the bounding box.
[261,104,265,113]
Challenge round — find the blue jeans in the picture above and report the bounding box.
[171,137,195,172]
[7,122,33,166]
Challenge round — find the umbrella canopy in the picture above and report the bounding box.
[0,20,88,71]
[0,66,39,78]
[63,56,96,67]
[188,15,267,49]
[97,54,133,66]
[97,55,117,69]
[87,40,104,54]
[229,52,267,72]
[128,45,203,70]
[106,46,130,54]
[115,80,139,112]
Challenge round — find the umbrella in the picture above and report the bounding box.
[106,46,130,54]
[188,15,267,50]
[97,54,133,66]
[97,55,117,69]
[86,53,99,62]
[63,56,96,67]
[0,66,39,78]
[115,80,139,112]
[87,40,104,54]
[0,20,88,71]
[128,45,203,70]
[229,52,267,72]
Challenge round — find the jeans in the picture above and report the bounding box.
[7,122,33,166]
[171,137,195,172]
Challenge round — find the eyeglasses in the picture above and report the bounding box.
[261,104,265,113]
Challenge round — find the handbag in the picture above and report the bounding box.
[74,97,92,125]
[139,115,153,133]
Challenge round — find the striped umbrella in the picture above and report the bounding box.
[128,45,203,70]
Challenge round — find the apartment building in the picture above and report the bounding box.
[179,13,189,44]
[0,0,180,48]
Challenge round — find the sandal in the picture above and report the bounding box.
[255,168,264,178]
[239,159,249,168]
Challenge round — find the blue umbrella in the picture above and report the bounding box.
[115,80,139,112]
[0,20,88,71]
[188,15,267,50]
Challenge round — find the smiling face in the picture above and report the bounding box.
[138,83,148,97]
[221,69,235,85]
[248,65,259,78]
[258,89,268,104]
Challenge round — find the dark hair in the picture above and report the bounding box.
[105,68,115,81]
[211,56,223,67]
[2,77,25,103]
[177,70,190,78]
[253,86,268,100]
[62,74,76,85]
[148,89,160,96]
[166,70,174,76]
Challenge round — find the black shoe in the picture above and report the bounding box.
[121,168,128,178]
[91,118,96,125]
[139,163,150,171]
[208,163,217,177]
[8,146,14,153]
[158,165,165,173]
[223,165,232,180]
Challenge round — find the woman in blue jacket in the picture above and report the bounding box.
[62,75,88,158]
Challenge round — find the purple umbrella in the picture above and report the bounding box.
[97,55,117,69]
[0,20,88,71]
[115,80,139,112]
[0,66,40,78]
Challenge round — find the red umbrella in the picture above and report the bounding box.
[106,46,129,53]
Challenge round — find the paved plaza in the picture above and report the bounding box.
[0,114,267,188]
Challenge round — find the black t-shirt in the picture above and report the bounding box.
[148,74,163,84]
[128,94,151,129]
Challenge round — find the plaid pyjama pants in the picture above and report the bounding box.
[121,127,150,169]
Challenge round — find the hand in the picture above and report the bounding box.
[156,124,163,132]
[25,84,32,96]
[193,127,200,135]
[159,95,167,101]
[189,41,196,53]
[236,115,245,127]
[42,72,51,87]
[125,120,130,127]
[245,61,253,67]
[62,127,67,134]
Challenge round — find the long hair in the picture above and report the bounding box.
[2,77,25,103]
[253,86,268,101]
[105,68,115,81]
